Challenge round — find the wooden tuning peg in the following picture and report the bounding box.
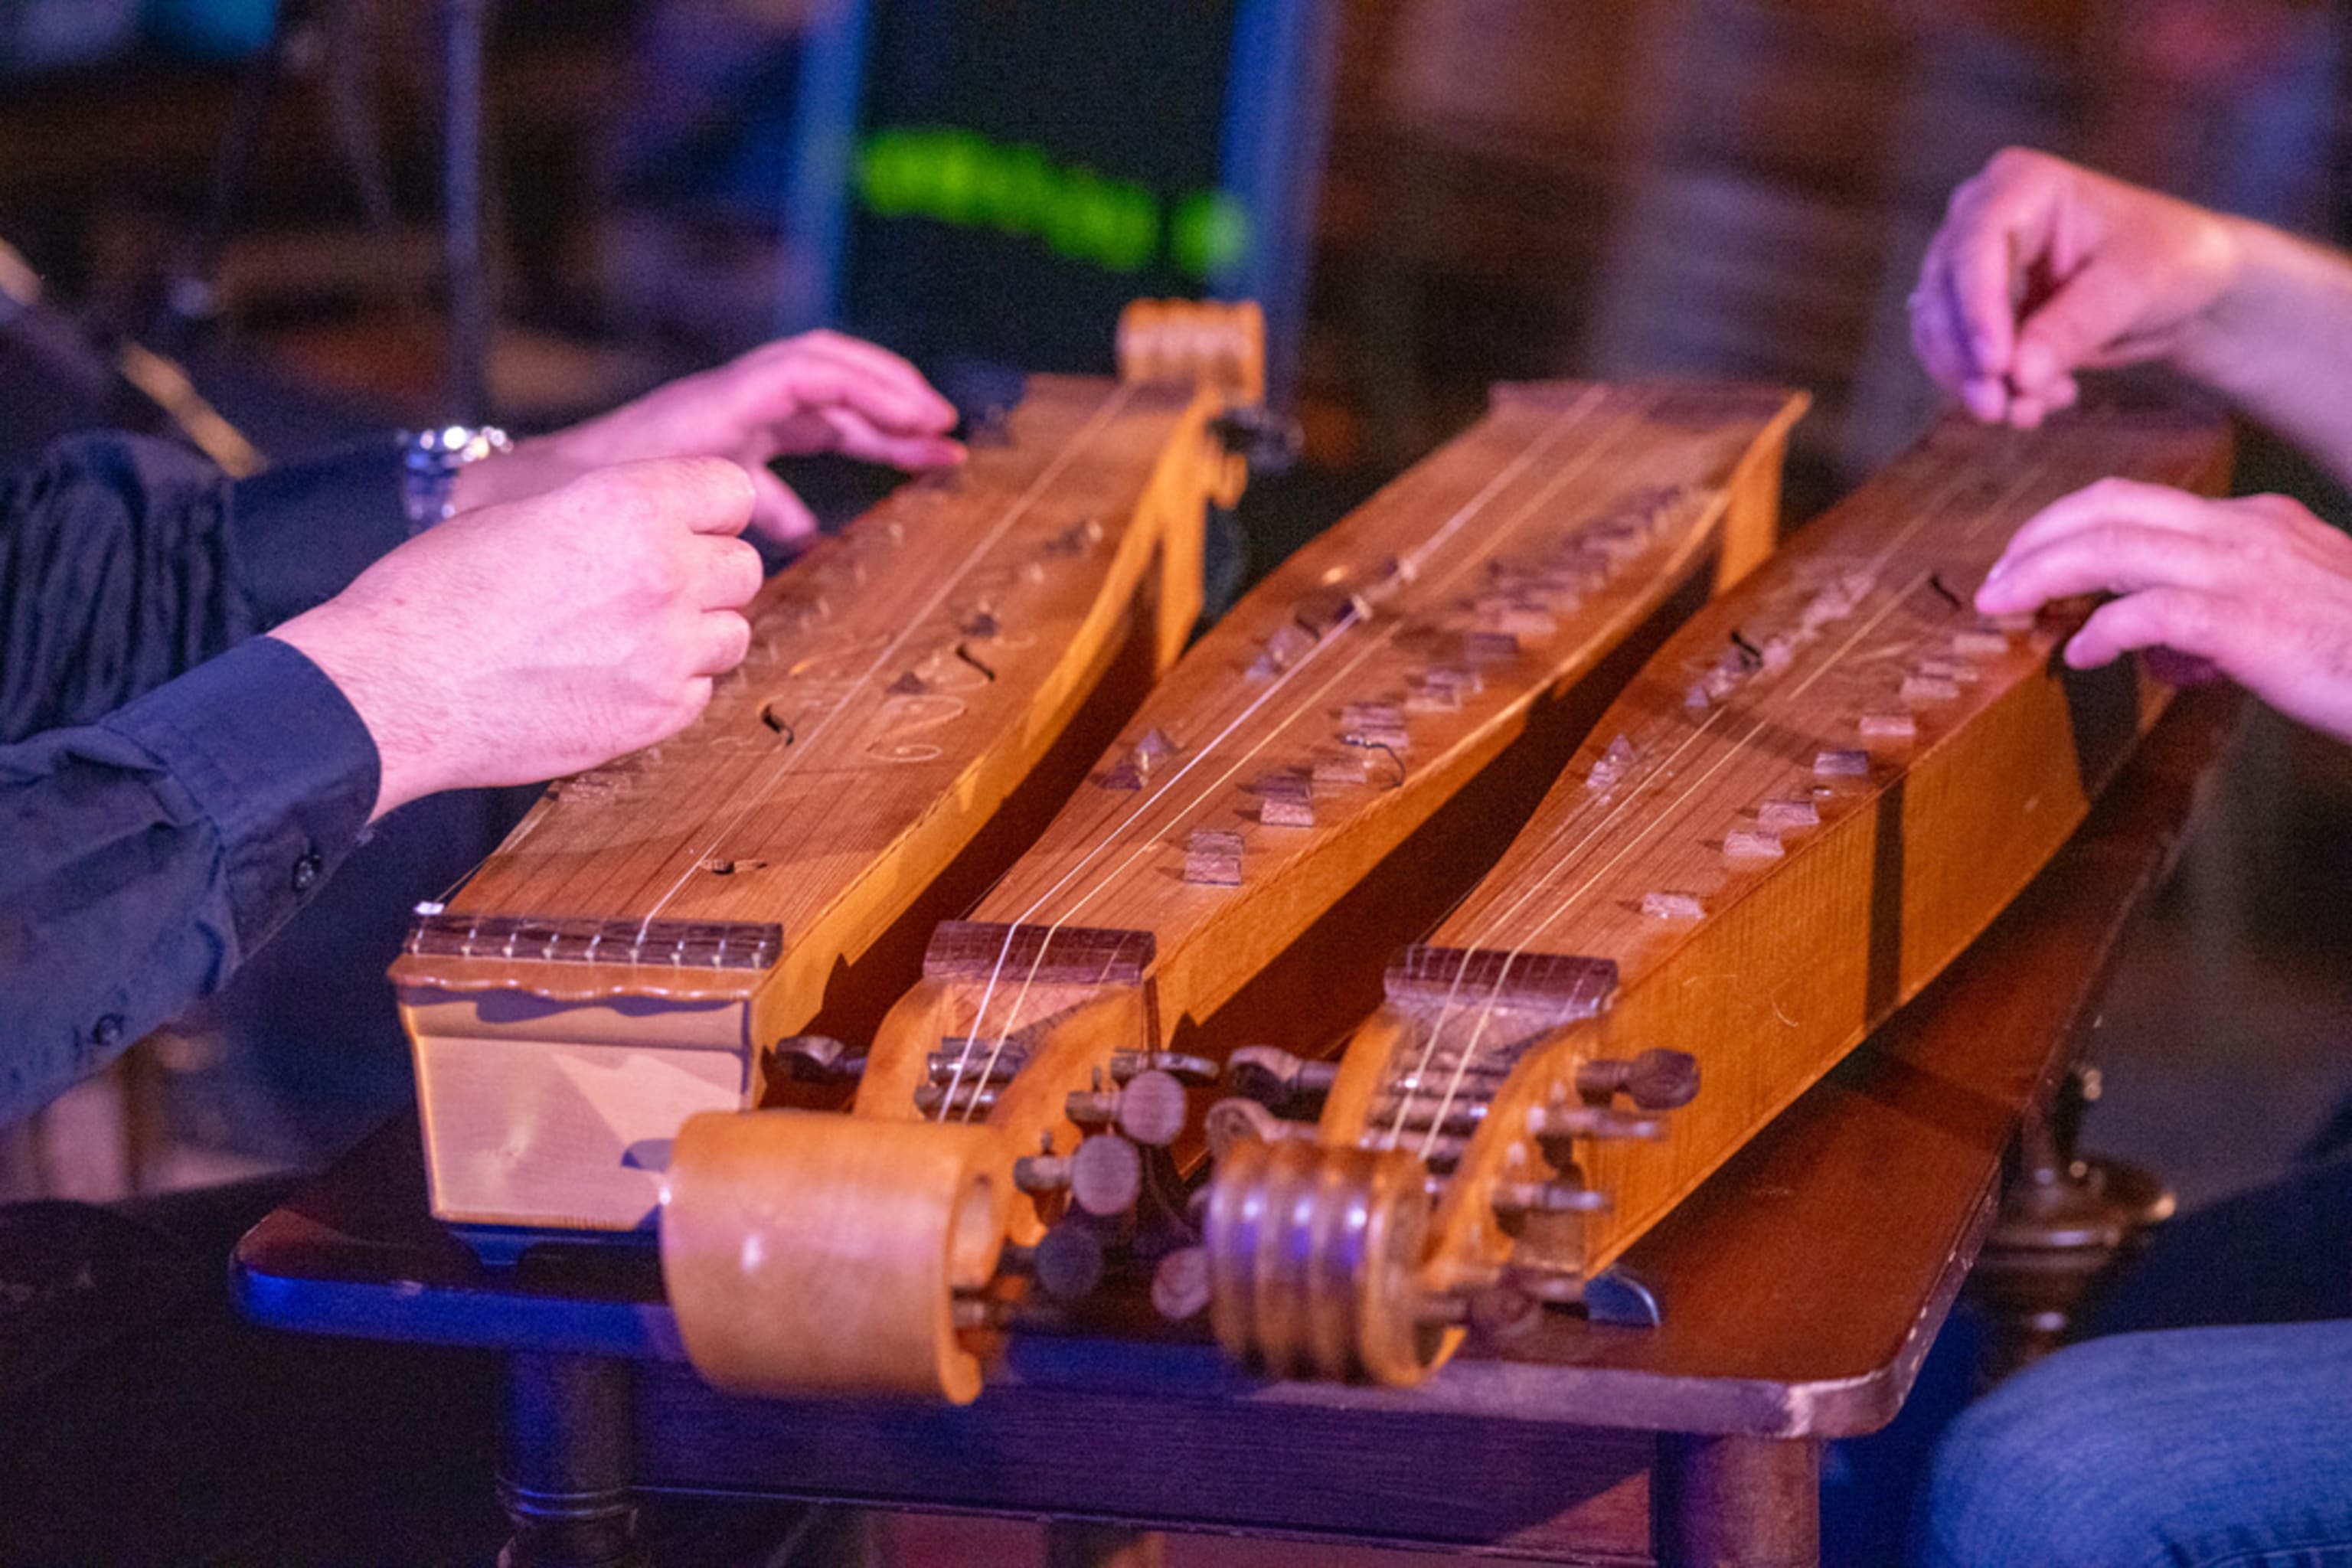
[1225,1046,1339,1109]
[951,1292,1013,1333]
[1070,1134,1145,1217]
[1033,1222,1106,1302]
[1065,1069,1189,1147]
[1204,1096,1296,1161]
[1575,1048,1700,1111]
[1152,1246,1212,1321]
[766,1034,866,1084]
[1110,1050,1218,1085]
[1525,1101,1667,1150]
[1489,1179,1611,1218]
[1013,1130,1073,1195]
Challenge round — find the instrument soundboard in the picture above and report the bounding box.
[661,379,1808,1402]
[394,305,1258,1241]
[1200,406,2232,1386]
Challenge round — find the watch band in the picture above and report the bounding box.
[400,424,513,534]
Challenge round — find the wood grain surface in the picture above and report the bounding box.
[1210,406,2232,1384]
[397,308,1255,1236]
[662,380,1808,1401]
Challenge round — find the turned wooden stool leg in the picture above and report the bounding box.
[498,1352,651,1568]
[1968,1063,2174,1387]
[1655,1435,1821,1567]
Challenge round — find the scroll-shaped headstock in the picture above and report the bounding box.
[1194,944,1698,1386]
[1116,298,1265,404]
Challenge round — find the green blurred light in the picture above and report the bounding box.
[1171,191,1251,282]
[852,125,1240,279]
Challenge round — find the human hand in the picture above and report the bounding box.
[455,329,963,546]
[273,457,761,818]
[1975,478,2352,742]
[1911,149,2242,427]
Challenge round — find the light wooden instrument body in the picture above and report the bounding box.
[394,305,1256,1239]
[1208,407,2233,1386]
[663,380,1809,1401]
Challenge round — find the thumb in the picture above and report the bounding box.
[2012,268,2152,397]
[746,465,818,548]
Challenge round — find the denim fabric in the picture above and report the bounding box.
[1916,1319,2352,1567]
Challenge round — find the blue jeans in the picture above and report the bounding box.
[1915,1318,2352,1566]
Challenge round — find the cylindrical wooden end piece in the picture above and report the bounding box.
[1202,1137,1443,1386]
[660,1109,1012,1403]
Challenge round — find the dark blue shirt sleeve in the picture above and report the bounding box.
[0,635,379,1125]
[0,430,407,744]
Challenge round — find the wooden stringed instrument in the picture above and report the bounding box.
[391,302,1259,1245]
[1195,406,2231,1386]
[660,379,1809,1403]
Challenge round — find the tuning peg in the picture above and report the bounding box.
[1211,406,1302,473]
[1152,1246,1212,1321]
[950,1292,1014,1332]
[1012,1142,1072,1197]
[766,1034,867,1083]
[1490,1179,1610,1218]
[1069,1134,1144,1217]
[1526,1102,1667,1148]
[1033,1222,1106,1302]
[1110,1050,1219,1085]
[1204,1096,1302,1161]
[1065,1069,1189,1147]
[1576,1048,1700,1111]
[1225,1046,1339,1109]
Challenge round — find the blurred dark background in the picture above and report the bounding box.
[5,3,2352,1558]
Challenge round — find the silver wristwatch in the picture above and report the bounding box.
[400,424,513,534]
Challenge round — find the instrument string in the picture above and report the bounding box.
[939,387,1638,1121]
[629,382,1145,942]
[1391,456,2060,1158]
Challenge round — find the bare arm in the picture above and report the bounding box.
[1913,148,2352,485]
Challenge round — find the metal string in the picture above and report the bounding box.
[936,387,1635,1121]
[628,382,1145,942]
[1389,455,2060,1158]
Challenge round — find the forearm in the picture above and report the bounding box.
[2174,217,2352,485]
[0,639,378,1124]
